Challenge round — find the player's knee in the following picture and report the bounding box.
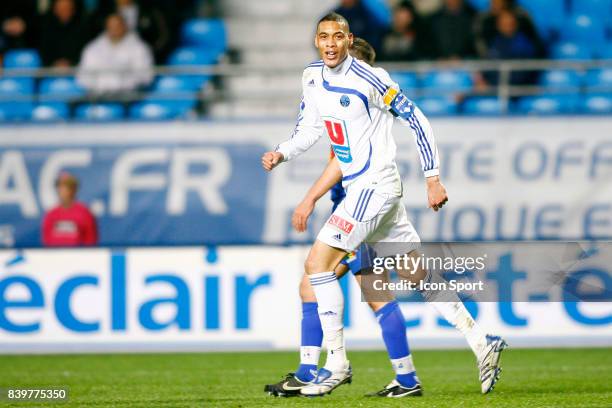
[367,301,388,312]
[299,277,309,300]
[304,256,321,275]
[304,245,342,274]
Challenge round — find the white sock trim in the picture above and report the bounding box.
[391,355,416,375]
[309,271,337,287]
[300,346,321,366]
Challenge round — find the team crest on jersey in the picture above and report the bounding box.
[340,94,350,107]
[328,215,354,234]
[322,116,352,163]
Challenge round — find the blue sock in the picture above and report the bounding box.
[295,302,323,382]
[376,301,419,388]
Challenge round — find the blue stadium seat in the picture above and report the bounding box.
[571,0,612,16]
[463,97,502,115]
[75,103,124,121]
[389,72,418,93]
[585,68,612,91]
[415,97,458,116]
[562,14,606,42]
[168,47,218,66]
[591,42,612,59]
[129,99,195,120]
[151,75,209,95]
[467,0,490,11]
[517,0,565,39]
[422,70,473,92]
[0,102,34,121]
[539,69,582,91]
[515,95,578,114]
[181,19,227,56]
[580,94,612,114]
[550,42,591,60]
[3,49,41,69]
[39,77,85,100]
[362,0,392,26]
[31,103,69,122]
[0,77,34,97]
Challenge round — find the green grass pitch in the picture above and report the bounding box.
[0,348,610,407]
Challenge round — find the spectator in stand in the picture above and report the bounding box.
[380,1,431,61]
[77,13,153,96]
[476,0,543,58]
[482,9,538,85]
[42,172,98,247]
[487,10,536,60]
[154,0,215,58]
[430,0,477,60]
[92,0,171,63]
[334,0,384,53]
[0,0,39,56]
[40,0,88,67]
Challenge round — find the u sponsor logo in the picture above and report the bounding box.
[322,116,352,163]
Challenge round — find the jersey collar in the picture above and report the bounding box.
[323,55,353,78]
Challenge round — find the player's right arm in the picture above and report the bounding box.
[293,157,342,232]
[261,70,324,171]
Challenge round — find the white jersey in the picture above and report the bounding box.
[275,55,439,195]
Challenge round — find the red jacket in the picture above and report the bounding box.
[41,202,98,246]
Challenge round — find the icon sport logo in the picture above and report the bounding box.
[322,116,352,163]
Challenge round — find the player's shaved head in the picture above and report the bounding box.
[317,12,350,33]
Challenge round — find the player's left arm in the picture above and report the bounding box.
[292,157,342,232]
[373,68,448,211]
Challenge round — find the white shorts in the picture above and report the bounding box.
[317,184,420,258]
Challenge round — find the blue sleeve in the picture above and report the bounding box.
[330,182,346,212]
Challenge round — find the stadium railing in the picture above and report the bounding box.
[0,58,611,121]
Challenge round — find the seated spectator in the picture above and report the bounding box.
[380,1,431,61]
[77,13,153,96]
[42,172,98,247]
[92,0,171,63]
[40,0,88,67]
[487,11,536,59]
[430,0,477,60]
[334,0,384,52]
[484,10,537,85]
[476,0,543,58]
[0,0,39,55]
